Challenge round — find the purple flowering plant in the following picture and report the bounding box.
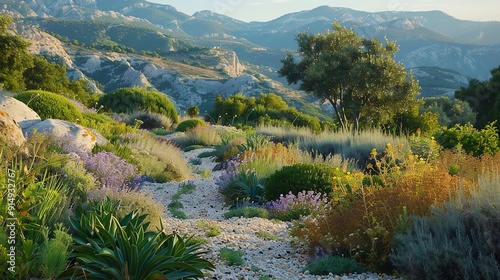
[266,191,330,221]
[56,136,140,195]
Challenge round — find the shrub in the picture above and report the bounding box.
[15,90,83,122]
[434,121,499,157]
[219,247,245,266]
[126,111,173,129]
[304,256,366,276]
[267,191,330,221]
[99,87,178,122]
[187,105,200,118]
[79,150,139,192]
[224,206,269,219]
[391,171,500,280]
[61,199,214,279]
[176,118,206,132]
[265,163,337,201]
[81,112,136,140]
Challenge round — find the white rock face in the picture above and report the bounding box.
[0,95,41,129]
[24,119,97,152]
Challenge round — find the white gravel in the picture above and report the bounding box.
[141,148,399,280]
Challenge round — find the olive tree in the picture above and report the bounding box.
[279,22,420,131]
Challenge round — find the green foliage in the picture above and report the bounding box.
[391,171,500,280]
[81,112,137,140]
[265,163,337,201]
[197,220,222,237]
[187,105,200,118]
[279,21,420,131]
[176,118,206,132]
[125,111,173,129]
[172,182,196,201]
[0,15,33,91]
[420,96,477,127]
[208,93,325,132]
[39,228,73,279]
[99,87,178,122]
[434,121,500,157]
[223,206,270,219]
[219,247,245,266]
[304,256,366,276]
[220,170,266,206]
[61,199,214,279]
[15,90,83,122]
[456,66,500,130]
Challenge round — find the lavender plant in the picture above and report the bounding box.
[79,151,139,192]
[267,191,330,221]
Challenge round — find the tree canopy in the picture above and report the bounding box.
[279,22,420,131]
[455,66,500,130]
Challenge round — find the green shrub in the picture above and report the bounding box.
[61,199,214,279]
[304,256,365,276]
[99,87,178,123]
[176,118,206,132]
[187,105,200,118]
[40,228,73,279]
[265,163,336,201]
[434,121,499,157]
[391,171,500,280]
[81,112,136,139]
[126,111,173,129]
[15,90,83,122]
[224,206,269,219]
[219,247,245,266]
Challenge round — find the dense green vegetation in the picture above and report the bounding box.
[15,90,83,122]
[98,87,178,122]
[279,21,421,131]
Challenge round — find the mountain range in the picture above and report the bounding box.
[2,0,500,114]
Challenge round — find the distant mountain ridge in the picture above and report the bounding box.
[2,0,499,104]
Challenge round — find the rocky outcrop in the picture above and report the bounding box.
[24,119,97,152]
[0,110,26,147]
[0,95,41,129]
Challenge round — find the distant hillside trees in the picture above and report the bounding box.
[455,66,500,130]
[420,97,476,127]
[279,21,420,131]
[98,87,178,123]
[0,15,99,106]
[0,15,33,91]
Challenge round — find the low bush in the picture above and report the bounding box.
[219,170,266,205]
[265,163,337,201]
[98,87,178,122]
[176,118,206,132]
[126,111,173,129]
[219,247,245,266]
[434,121,499,157]
[391,171,500,280]
[81,112,137,140]
[15,90,83,122]
[267,191,330,221]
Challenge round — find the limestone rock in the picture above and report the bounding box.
[0,95,41,129]
[0,110,26,147]
[25,119,97,152]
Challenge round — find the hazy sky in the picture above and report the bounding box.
[149,0,500,22]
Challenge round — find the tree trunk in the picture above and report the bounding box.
[328,97,348,131]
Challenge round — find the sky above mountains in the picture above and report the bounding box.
[150,0,500,22]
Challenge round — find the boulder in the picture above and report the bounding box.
[0,95,41,129]
[0,110,26,147]
[25,119,97,152]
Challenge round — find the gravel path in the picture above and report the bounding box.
[141,148,397,280]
